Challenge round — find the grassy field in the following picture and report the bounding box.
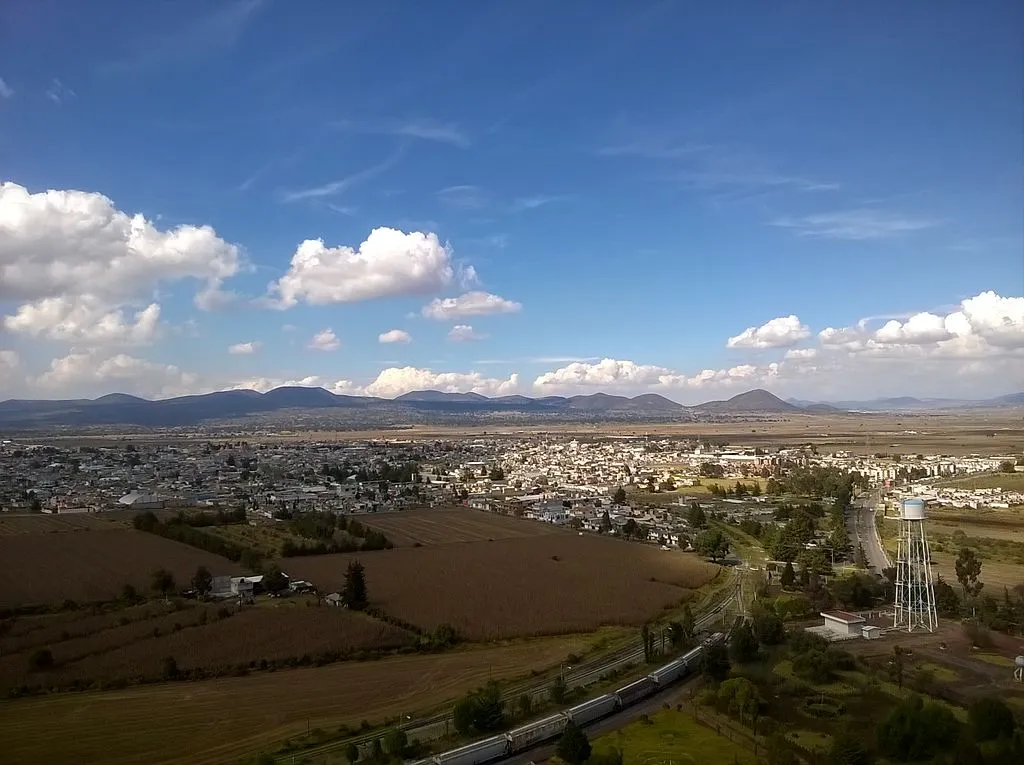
[0,514,127,535]
[936,471,1024,491]
[0,635,594,765]
[590,707,757,765]
[0,529,242,608]
[285,532,719,639]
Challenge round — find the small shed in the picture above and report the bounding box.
[862,625,881,640]
[820,610,866,637]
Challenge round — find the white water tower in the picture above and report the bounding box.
[893,498,938,633]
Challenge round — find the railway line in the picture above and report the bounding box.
[295,576,739,763]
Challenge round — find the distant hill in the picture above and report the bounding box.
[696,389,800,414]
[1,385,1017,429]
[395,390,489,403]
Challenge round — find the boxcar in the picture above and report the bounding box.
[566,694,618,726]
[614,676,657,706]
[506,713,568,752]
[433,734,508,765]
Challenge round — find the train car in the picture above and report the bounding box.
[647,657,687,687]
[614,676,657,706]
[566,694,618,726]
[433,734,509,765]
[505,712,568,753]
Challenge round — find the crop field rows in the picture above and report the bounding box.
[0,513,125,536]
[361,508,563,546]
[286,520,719,640]
[0,529,242,608]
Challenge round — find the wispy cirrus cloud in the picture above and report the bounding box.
[333,118,470,147]
[511,194,569,212]
[435,185,488,210]
[0,77,14,99]
[770,209,939,240]
[281,147,404,203]
[99,0,265,75]
[45,79,75,106]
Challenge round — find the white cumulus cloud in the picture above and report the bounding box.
[727,315,810,349]
[4,298,161,345]
[36,350,198,399]
[873,312,952,345]
[228,341,261,355]
[0,181,242,346]
[265,227,459,308]
[362,367,520,398]
[422,291,522,321]
[448,324,486,342]
[308,328,340,352]
[378,329,412,344]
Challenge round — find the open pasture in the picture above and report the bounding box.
[0,513,124,536]
[360,507,562,546]
[936,471,1024,491]
[0,530,242,608]
[0,634,593,765]
[285,533,720,640]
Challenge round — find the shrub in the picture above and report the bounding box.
[28,648,54,672]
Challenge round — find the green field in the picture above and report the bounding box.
[936,471,1024,491]
[590,708,757,765]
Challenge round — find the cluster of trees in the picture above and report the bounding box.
[877,693,1023,763]
[452,681,504,735]
[275,512,392,557]
[134,511,256,565]
[764,465,867,498]
[707,481,762,498]
[342,560,368,611]
[321,460,421,484]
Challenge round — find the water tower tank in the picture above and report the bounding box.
[901,498,926,521]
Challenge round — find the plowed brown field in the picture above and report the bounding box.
[0,530,241,607]
[362,507,562,546]
[286,531,719,639]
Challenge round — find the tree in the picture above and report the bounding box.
[717,677,759,724]
[699,462,725,479]
[453,682,505,734]
[28,647,54,672]
[550,673,568,704]
[121,583,139,603]
[659,478,676,492]
[730,622,758,663]
[695,528,729,562]
[600,509,612,533]
[383,728,408,757]
[877,694,959,763]
[622,518,640,540]
[687,502,707,529]
[555,720,591,765]
[955,547,984,601]
[999,460,1016,473]
[701,640,730,682]
[161,655,179,680]
[679,603,696,645]
[934,576,961,617]
[968,696,1015,742]
[612,486,627,505]
[262,565,288,593]
[343,560,368,610]
[889,645,905,689]
[828,727,872,765]
[254,753,276,765]
[780,561,796,588]
[488,466,505,481]
[151,568,175,600]
[192,566,213,597]
[370,739,383,762]
[344,743,360,764]
[752,610,785,646]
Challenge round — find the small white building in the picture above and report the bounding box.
[820,610,866,637]
[862,625,882,640]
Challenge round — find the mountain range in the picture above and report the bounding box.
[0,387,1019,430]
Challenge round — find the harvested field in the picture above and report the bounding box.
[0,634,593,765]
[361,508,562,547]
[286,533,720,639]
[0,605,415,690]
[0,513,124,536]
[0,530,242,608]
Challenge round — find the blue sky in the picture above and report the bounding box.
[0,0,1021,402]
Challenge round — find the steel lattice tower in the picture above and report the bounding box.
[893,498,938,632]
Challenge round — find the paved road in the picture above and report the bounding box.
[849,490,891,572]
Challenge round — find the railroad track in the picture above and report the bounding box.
[296,578,738,762]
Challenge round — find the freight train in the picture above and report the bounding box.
[412,632,725,765]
